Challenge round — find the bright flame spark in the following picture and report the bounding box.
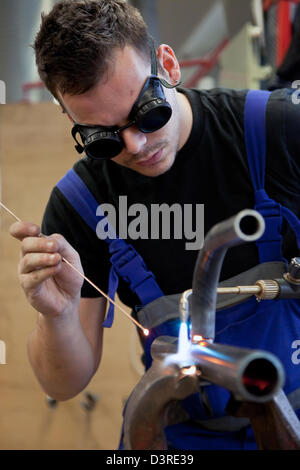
[163,322,192,367]
[181,365,197,376]
[193,334,204,343]
[143,329,149,336]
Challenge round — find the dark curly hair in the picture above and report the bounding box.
[34,0,152,99]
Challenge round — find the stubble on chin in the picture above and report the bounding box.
[125,141,169,166]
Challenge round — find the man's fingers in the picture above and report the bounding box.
[10,221,41,241]
[11,223,84,295]
[21,237,57,256]
[10,223,80,271]
[17,231,82,272]
[50,234,83,271]
[20,252,62,274]
[20,264,62,292]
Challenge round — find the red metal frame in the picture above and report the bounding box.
[22,80,45,102]
[264,0,300,12]
[179,38,229,88]
[277,1,292,66]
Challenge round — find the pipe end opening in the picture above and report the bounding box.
[242,358,279,398]
[236,210,265,241]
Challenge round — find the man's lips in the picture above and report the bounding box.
[136,149,163,167]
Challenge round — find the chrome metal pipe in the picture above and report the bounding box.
[151,336,285,403]
[191,209,265,340]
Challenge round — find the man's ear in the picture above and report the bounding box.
[157,44,181,85]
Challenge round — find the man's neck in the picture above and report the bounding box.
[177,90,193,151]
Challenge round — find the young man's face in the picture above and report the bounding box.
[60,46,184,177]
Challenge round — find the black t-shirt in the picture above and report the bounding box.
[42,87,300,310]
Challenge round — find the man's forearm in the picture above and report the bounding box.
[28,307,95,401]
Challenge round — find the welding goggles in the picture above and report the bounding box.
[71,46,178,160]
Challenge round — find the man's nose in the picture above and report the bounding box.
[121,127,147,155]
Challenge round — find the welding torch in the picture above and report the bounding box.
[181,256,300,312]
[217,257,300,299]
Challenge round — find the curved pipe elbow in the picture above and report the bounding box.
[191,209,265,341]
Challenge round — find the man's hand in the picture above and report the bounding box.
[10,221,84,316]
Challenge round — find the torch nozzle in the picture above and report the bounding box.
[179,289,192,323]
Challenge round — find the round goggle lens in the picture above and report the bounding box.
[86,136,123,159]
[138,105,172,133]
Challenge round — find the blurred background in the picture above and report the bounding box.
[0,0,299,449]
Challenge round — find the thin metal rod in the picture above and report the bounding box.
[0,202,22,222]
[0,201,148,335]
[217,286,262,295]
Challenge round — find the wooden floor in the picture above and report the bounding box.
[0,102,143,449]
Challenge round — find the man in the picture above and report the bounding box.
[10,0,300,449]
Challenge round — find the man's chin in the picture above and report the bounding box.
[132,159,173,177]
[132,152,175,177]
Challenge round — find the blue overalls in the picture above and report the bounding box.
[56,90,300,449]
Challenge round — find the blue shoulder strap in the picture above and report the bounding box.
[56,168,164,328]
[244,90,300,262]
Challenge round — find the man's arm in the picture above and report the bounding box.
[78,297,107,372]
[10,221,107,401]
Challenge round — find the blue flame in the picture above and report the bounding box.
[178,322,190,357]
[163,321,193,367]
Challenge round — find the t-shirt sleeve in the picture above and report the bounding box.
[41,186,111,298]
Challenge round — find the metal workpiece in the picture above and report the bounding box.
[123,333,300,449]
[190,341,284,403]
[123,358,200,450]
[123,335,286,449]
[191,209,265,340]
[228,389,300,450]
[150,335,178,360]
[150,336,285,403]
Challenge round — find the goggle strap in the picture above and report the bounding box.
[72,127,85,154]
[75,144,84,154]
[158,78,182,89]
[150,37,157,76]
